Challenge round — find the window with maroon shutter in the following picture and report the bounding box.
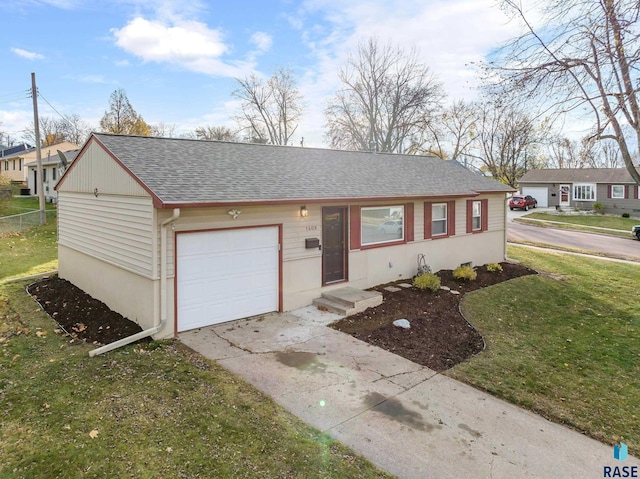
[611,185,625,199]
[466,199,488,233]
[425,200,456,239]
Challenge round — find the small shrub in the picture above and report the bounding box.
[592,202,604,214]
[486,263,503,273]
[622,213,630,218]
[453,265,477,281]
[413,273,441,292]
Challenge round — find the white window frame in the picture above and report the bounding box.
[432,203,447,236]
[472,200,482,231]
[611,185,625,199]
[361,205,404,246]
[573,183,596,201]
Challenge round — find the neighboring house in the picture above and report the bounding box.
[0,141,78,183]
[56,133,513,339]
[519,168,640,215]
[0,143,31,181]
[26,149,79,202]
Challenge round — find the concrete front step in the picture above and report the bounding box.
[312,286,383,316]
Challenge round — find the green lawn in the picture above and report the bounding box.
[518,212,639,237]
[448,245,640,455]
[0,220,58,281]
[0,223,391,479]
[0,196,57,216]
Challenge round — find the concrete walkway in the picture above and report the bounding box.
[180,307,639,479]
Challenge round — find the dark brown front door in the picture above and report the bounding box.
[322,206,347,284]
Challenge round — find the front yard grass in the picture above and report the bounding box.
[449,245,640,455]
[0,282,391,479]
[517,212,639,238]
[0,222,391,479]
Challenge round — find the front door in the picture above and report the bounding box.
[322,206,347,284]
[560,184,570,207]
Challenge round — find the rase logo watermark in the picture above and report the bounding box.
[604,443,638,478]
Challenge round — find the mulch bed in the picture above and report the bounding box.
[27,277,146,345]
[331,262,537,371]
[27,263,536,366]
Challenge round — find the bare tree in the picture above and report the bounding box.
[493,0,640,185]
[233,68,303,145]
[23,114,91,146]
[150,122,177,138]
[417,99,479,161]
[325,38,444,153]
[467,100,544,188]
[99,89,150,136]
[191,125,237,142]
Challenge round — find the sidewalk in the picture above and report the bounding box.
[180,307,639,479]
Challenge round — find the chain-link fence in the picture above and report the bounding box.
[0,209,57,235]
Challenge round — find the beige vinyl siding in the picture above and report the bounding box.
[160,203,316,278]
[486,195,506,231]
[57,140,148,197]
[59,192,155,277]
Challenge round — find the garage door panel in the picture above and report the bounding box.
[521,187,548,207]
[177,227,279,332]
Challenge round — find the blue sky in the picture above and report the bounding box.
[0,0,520,148]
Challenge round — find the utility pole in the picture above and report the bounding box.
[31,72,45,225]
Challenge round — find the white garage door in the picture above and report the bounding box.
[177,227,279,332]
[522,187,548,207]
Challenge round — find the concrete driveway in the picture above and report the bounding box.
[180,307,638,479]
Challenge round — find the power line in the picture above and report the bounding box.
[37,92,69,123]
[0,90,31,104]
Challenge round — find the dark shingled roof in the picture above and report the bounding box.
[91,133,512,205]
[519,167,640,184]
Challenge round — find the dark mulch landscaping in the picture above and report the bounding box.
[27,263,536,366]
[331,262,537,371]
[27,277,146,345]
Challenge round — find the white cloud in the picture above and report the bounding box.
[250,32,273,52]
[112,17,253,77]
[11,47,45,60]
[69,74,108,84]
[286,0,523,147]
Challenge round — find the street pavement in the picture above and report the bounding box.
[507,207,640,261]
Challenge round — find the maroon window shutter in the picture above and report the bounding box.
[625,185,630,199]
[423,202,432,239]
[608,185,612,198]
[405,203,414,242]
[481,199,489,232]
[466,200,473,233]
[448,200,456,236]
[635,185,639,199]
[349,205,361,250]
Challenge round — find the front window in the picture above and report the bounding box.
[472,201,481,231]
[432,203,447,236]
[361,206,404,245]
[611,185,624,199]
[43,168,47,182]
[52,167,57,181]
[573,183,596,201]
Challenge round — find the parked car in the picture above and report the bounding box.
[509,195,537,211]
[632,225,640,240]
[378,220,403,234]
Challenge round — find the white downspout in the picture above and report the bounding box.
[89,208,181,357]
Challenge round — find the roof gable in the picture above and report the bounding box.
[68,133,513,207]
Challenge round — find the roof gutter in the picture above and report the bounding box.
[89,208,181,357]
